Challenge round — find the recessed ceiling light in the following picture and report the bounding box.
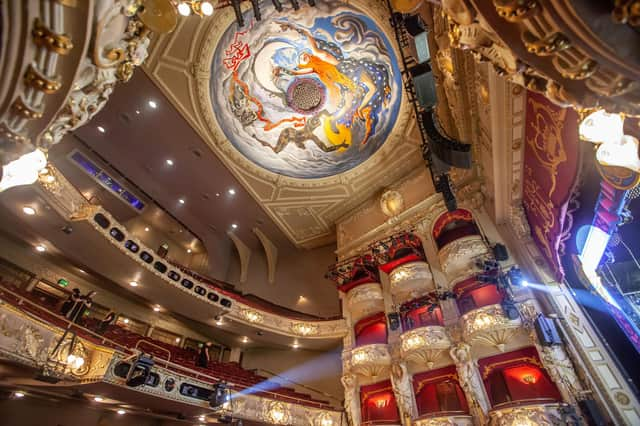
[231,223,238,229]
[14,391,25,398]
[228,188,236,195]
[148,100,157,109]
[97,126,105,133]
[35,245,46,252]
[94,396,104,402]
[241,336,249,343]
[187,249,192,254]
[22,206,36,215]
[153,306,161,312]
[123,318,130,324]
[199,415,206,422]
[179,198,185,204]
[216,192,220,197]
[117,409,126,415]
[144,227,150,232]
[292,342,300,349]
[135,110,140,115]
[175,337,181,343]
[129,281,138,287]
[166,159,174,166]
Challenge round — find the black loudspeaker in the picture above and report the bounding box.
[209,382,230,409]
[271,0,283,11]
[388,313,401,331]
[578,399,607,426]
[231,0,244,27]
[403,14,425,37]
[435,174,457,212]
[250,0,261,20]
[493,243,509,261]
[534,315,562,346]
[408,62,431,78]
[422,110,472,169]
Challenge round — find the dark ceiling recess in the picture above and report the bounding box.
[386,1,468,212]
[226,0,316,27]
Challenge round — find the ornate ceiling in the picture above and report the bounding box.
[143,0,422,248]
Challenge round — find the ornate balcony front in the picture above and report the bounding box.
[461,304,521,351]
[346,283,385,324]
[400,326,451,368]
[389,261,434,303]
[438,235,490,286]
[488,402,578,426]
[415,414,474,426]
[344,344,391,378]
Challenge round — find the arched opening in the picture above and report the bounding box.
[399,294,444,331]
[354,312,388,346]
[432,209,480,250]
[360,380,400,425]
[413,366,469,417]
[479,347,562,408]
[454,277,505,315]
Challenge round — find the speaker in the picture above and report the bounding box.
[403,14,425,37]
[578,398,607,426]
[209,382,230,409]
[534,315,562,346]
[250,0,261,20]
[493,243,509,261]
[435,174,457,212]
[408,62,431,78]
[422,110,472,169]
[388,313,401,331]
[126,354,154,387]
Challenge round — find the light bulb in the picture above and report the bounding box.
[579,110,624,145]
[74,357,85,368]
[177,2,191,16]
[0,149,47,192]
[201,1,214,15]
[67,354,76,364]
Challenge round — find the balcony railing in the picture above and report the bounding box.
[460,304,522,351]
[488,402,578,426]
[400,325,451,368]
[415,413,473,426]
[438,235,490,286]
[344,344,391,378]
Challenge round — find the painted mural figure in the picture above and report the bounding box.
[211,1,402,179]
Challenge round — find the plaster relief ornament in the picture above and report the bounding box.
[211,0,402,178]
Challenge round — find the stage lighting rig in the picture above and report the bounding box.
[209,382,231,410]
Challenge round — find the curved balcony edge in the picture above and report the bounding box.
[88,208,347,340]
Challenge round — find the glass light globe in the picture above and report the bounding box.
[0,149,47,192]
[73,356,85,368]
[201,1,214,15]
[579,110,624,145]
[177,2,192,16]
[67,354,76,364]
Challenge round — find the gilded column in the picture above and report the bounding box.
[341,373,361,426]
[390,354,418,425]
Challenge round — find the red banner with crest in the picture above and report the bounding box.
[522,91,581,280]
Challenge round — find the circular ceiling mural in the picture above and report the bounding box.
[211,1,402,179]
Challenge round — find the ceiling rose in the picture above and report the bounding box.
[210,0,402,179]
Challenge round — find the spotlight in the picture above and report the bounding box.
[129,281,139,287]
[522,280,530,287]
[228,188,236,195]
[125,353,155,387]
[22,206,36,215]
[148,100,158,109]
[35,245,46,252]
[208,382,230,409]
[117,409,126,415]
[97,126,106,133]
[14,391,25,398]
[94,396,104,402]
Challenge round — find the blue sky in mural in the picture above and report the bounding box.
[211,0,402,179]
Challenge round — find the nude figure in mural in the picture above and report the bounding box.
[253,113,350,153]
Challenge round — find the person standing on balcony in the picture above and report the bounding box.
[196,342,212,368]
[97,310,116,334]
[60,288,80,317]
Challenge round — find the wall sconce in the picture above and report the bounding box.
[375,397,389,408]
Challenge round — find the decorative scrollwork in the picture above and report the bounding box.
[32,18,73,55]
[23,64,61,94]
[522,32,570,56]
[612,0,640,28]
[494,0,540,23]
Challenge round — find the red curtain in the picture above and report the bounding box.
[360,380,400,424]
[456,284,503,315]
[402,304,443,330]
[355,312,388,346]
[413,366,469,416]
[479,347,562,406]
